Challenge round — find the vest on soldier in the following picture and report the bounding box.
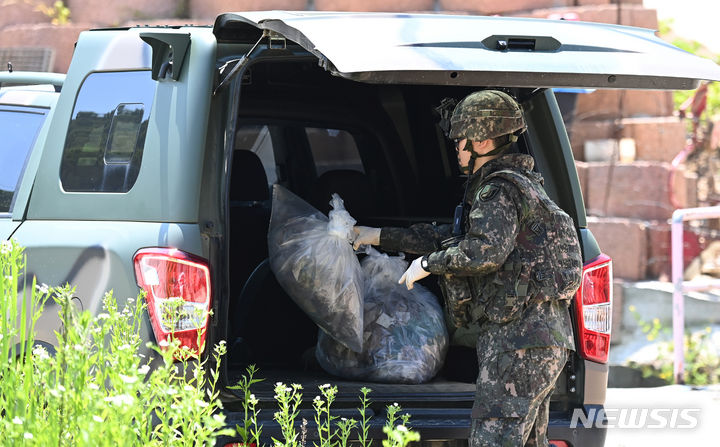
[445,169,582,328]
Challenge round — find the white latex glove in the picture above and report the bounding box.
[398,257,431,290]
[353,226,381,250]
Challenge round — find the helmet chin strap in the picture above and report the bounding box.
[459,134,518,175]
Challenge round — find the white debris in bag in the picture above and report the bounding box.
[267,185,364,352]
[316,248,448,383]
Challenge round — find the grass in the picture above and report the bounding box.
[0,239,421,446]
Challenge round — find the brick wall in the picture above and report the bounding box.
[2,0,699,282]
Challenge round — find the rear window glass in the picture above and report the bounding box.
[0,108,47,213]
[60,71,157,193]
[306,127,364,175]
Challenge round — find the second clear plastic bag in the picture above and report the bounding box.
[267,185,364,352]
[316,248,448,383]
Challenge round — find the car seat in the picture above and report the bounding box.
[228,150,271,293]
[310,169,377,221]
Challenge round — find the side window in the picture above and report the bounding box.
[60,71,157,193]
[0,108,47,213]
[235,125,278,185]
[306,128,364,175]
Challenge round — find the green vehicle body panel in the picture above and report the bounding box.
[12,221,204,346]
[28,28,217,223]
[0,76,63,239]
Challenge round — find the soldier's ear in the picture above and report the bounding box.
[474,139,493,152]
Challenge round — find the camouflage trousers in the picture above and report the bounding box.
[470,346,569,447]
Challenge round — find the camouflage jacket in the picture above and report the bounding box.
[380,154,578,352]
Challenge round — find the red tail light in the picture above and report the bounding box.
[134,248,212,357]
[574,254,612,364]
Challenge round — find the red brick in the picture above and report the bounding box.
[514,5,658,29]
[0,23,87,73]
[439,0,572,15]
[315,0,435,12]
[575,90,675,120]
[584,161,693,220]
[569,117,686,163]
[191,0,309,20]
[0,1,52,29]
[577,0,612,5]
[568,120,615,161]
[621,117,686,163]
[575,161,589,206]
[68,0,182,26]
[587,216,647,280]
[645,221,720,280]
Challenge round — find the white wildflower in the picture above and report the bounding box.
[12,417,22,425]
[97,313,110,320]
[319,383,330,390]
[138,364,150,375]
[117,343,131,351]
[104,394,134,406]
[88,383,100,391]
[166,387,178,395]
[119,374,137,384]
[1,240,12,256]
[33,345,49,359]
[57,385,66,393]
[184,385,194,392]
[35,283,49,294]
[159,339,170,347]
[195,399,210,408]
[74,344,84,352]
[93,415,103,423]
[397,425,408,432]
[24,433,33,440]
[127,298,135,303]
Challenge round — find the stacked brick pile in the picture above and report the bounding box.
[1,0,703,284]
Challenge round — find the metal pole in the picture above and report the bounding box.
[671,210,685,384]
[670,205,720,383]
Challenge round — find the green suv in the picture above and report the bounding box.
[2,11,720,447]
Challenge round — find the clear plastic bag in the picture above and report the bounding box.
[267,185,364,352]
[316,248,448,383]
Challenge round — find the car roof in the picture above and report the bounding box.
[0,71,64,108]
[214,11,720,90]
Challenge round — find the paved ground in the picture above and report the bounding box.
[604,385,720,446]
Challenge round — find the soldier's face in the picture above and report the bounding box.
[456,138,493,174]
[455,138,472,171]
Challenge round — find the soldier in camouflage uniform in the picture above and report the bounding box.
[353,90,582,446]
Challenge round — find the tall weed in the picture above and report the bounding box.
[0,239,233,445]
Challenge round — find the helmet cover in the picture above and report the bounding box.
[449,90,525,141]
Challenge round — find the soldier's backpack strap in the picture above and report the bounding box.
[482,169,553,215]
[481,169,582,303]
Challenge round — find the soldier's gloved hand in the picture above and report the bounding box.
[398,257,431,290]
[353,226,381,250]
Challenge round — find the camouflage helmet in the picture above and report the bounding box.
[449,90,525,141]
